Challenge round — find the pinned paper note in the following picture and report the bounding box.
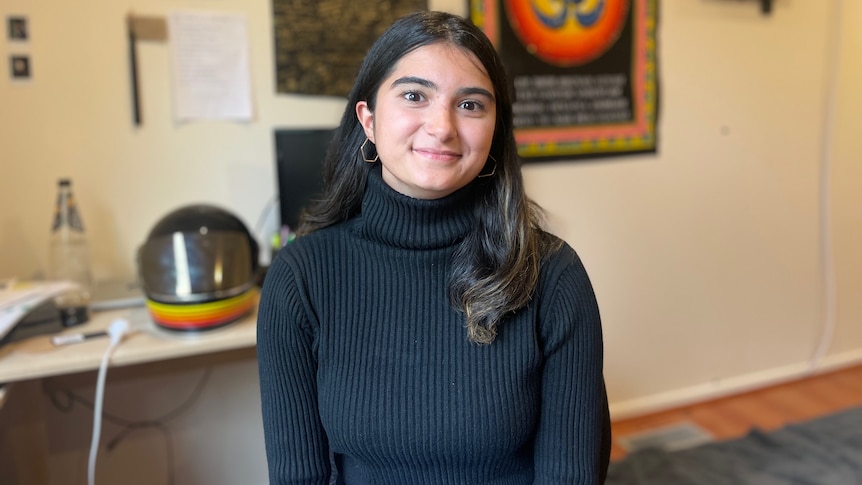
[168,11,254,122]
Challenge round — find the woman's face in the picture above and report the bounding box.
[356,43,497,200]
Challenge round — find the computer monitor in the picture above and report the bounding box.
[274,128,336,231]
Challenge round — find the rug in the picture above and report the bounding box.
[607,405,862,485]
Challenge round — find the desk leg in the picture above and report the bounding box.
[0,380,50,485]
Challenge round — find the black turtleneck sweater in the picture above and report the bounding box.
[257,166,609,484]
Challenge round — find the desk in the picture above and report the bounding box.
[0,305,257,384]
[0,306,259,485]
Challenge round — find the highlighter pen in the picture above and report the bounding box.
[51,331,109,347]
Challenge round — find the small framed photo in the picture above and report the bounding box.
[10,55,31,80]
[8,16,28,41]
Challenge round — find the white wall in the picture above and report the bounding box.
[1,0,861,483]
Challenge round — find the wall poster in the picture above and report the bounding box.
[470,0,658,162]
[273,0,426,97]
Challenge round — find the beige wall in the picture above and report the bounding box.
[527,1,862,413]
[830,0,862,360]
[1,0,860,483]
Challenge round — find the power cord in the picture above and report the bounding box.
[811,0,843,369]
[88,318,130,485]
[254,193,279,238]
[43,365,213,485]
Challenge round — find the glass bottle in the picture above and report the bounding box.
[48,178,93,291]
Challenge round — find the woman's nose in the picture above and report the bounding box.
[424,104,456,140]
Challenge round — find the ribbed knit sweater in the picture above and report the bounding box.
[257,166,609,484]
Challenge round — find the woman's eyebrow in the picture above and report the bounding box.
[459,87,495,101]
[391,76,495,101]
[391,76,435,89]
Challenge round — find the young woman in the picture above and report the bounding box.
[257,11,610,484]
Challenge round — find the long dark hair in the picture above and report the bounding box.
[299,11,560,344]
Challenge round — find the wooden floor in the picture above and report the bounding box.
[610,363,862,461]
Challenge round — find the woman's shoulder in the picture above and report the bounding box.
[273,221,351,261]
[533,233,601,336]
[539,231,581,269]
[259,223,350,314]
[536,232,593,293]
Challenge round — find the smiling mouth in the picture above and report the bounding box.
[414,148,461,161]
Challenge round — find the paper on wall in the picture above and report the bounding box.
[168,11,254,122]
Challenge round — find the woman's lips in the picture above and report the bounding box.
[414,147,461,161]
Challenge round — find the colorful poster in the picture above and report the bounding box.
[470,0,658,161]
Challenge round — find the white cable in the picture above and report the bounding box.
[254,193,279,237]
[811,0,843,369]
[254,194,280,267]
[88,318,130,485]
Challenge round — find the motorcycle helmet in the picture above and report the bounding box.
[137,204,259,332]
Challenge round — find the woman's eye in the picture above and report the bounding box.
[404,91,424,102]
[460,100,483,111]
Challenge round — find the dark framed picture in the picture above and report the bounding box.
[8,16,28,41]
[11,55,30,79]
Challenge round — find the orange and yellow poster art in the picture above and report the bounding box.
[471,0,658,161]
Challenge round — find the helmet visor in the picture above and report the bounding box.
[139,230,254,303]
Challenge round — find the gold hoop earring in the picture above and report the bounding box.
[477,155,497,178]
[360,138,378,163]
